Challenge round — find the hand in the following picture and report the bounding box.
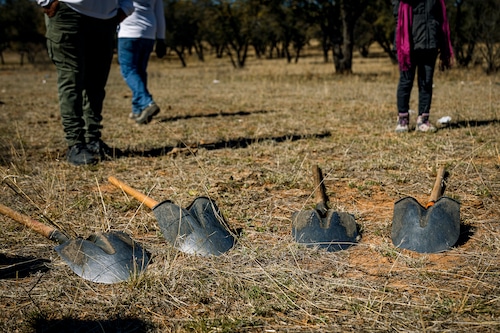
[155,40,167,59]
[439,50,454,71]
[43,0,59,18]
[438,60,446,71]
[439,58,452,71]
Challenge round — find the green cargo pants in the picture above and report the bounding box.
[45,2,117,147]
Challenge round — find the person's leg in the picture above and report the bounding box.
[136,38,155,106]
[118,38,155,118]
[415,49,438,132]
[45,3,85,146]
[82,15,116,143]
[119,38,143,116]
[45,3,95,164]
[133,38,160,124]
[395,64,416,132]
[416,49,438,116]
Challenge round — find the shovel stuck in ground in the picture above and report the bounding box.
[0,203,149,284]
[292,165,358,251]
[391,166,461,253]
[108,177,235,256]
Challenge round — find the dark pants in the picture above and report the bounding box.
[45,3,117,147]
[396,49,438,117]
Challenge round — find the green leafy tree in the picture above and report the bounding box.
[312,0,341,63]
[164,0,205,66]
[1,0,45,65]
[0,2,9,64]
[448,0,500,73]
[474,0,500,73]
[332,0,370,74]
[356,0,397,63]
[212,0,254,68]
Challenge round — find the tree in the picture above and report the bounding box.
[313,0,341,63]
[164,0,204,67]
[0,2,9,64]
[286,0,318,63]
[450,0,500,73]
[468,0,500,73]
[451,0,476,67]
[356,0,397,63]
[214,0,253,68]
[1,0,45,65]
[332,0,369,74]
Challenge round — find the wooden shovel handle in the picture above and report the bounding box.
[426,166,446,208]
[0,203,55,239]
[313,165,329,206]
[108,176,159,209]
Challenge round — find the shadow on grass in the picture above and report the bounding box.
[0,129,17,167]
[441,119,499,130]
[455,224,474,248]
[158,109,273,123]
[0,253,50,279]
[120,131,331,158]
[31,317,151,333]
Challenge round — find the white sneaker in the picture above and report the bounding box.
[395,113,409,133]
[416,116,437,133]
[395,123,409,133]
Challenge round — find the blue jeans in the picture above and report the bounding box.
[118,38,155,115]
[396,49,438,116]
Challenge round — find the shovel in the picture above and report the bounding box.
[391,166,461,253]
[108,176,235,256]
[0,203,149,284]
[292,165,358,251]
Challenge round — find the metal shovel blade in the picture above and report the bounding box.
[292,209,358,251]
[55,231,149,284]
[292,165,358,252]
[108,176,235,256]
[0,203,149,284]
[152,197,235,256]
[391,196,460,253]
[185,197,235,255]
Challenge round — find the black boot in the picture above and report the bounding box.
[67,143,97,166]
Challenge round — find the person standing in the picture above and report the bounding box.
[117,0,166,125]
[37,0,134,165]
[393,0,454,133]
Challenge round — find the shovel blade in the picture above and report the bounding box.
[292,209,358,252]
[153,197,235,256]
[392,197,460,253]
[55,231,149,284]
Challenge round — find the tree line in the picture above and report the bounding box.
[1,0,499,73]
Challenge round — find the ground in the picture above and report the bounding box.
[0,47,499,332]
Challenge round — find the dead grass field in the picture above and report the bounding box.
[0,46,499,332]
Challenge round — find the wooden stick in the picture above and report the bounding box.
[108,176,159,209]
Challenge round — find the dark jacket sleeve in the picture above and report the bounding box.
[392,0,400,20]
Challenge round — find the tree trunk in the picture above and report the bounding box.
[173,48,187,67]
[194,40,204,62]
[321,35,329,63]
[333,0,354,74]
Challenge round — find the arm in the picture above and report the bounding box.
[118,0,135,18]
[155,0,167,58]
[392,0,400,20]
[392,0,400,52]
[155,0,166,40]
[37,0,59,17]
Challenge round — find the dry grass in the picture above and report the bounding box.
[0,46,499,332]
